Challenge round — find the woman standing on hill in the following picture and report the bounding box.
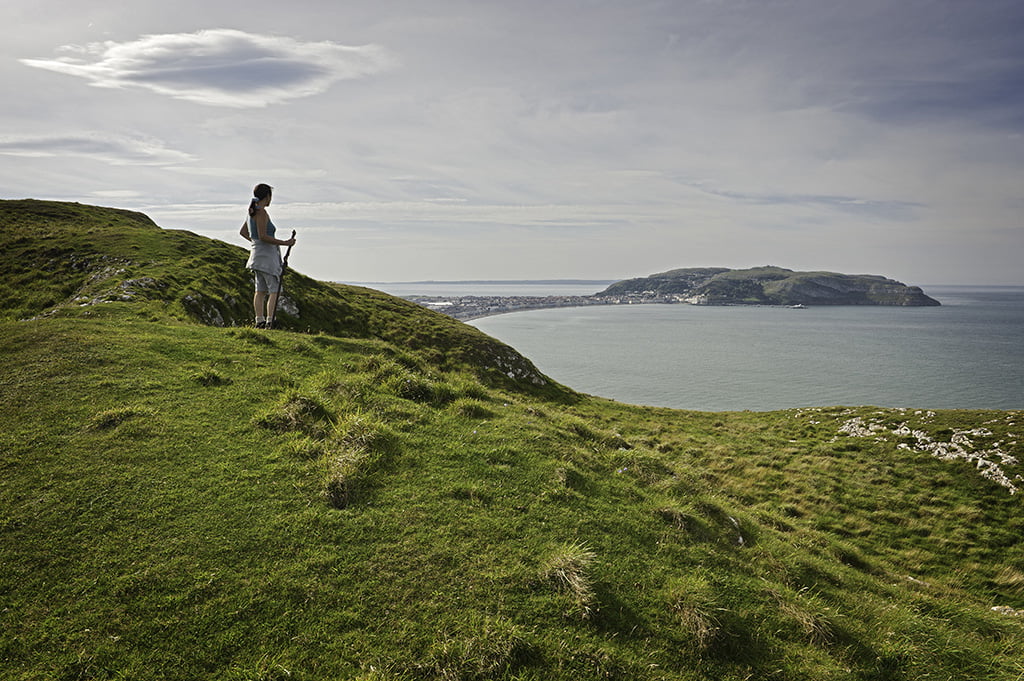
[240,183,296,328]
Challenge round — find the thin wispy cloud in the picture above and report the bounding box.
[681,182,922,220]
[0,132,193,165]
[20,29,397,107]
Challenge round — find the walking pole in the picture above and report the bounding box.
[268,230,296,329]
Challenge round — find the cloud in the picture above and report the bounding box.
[90,190,144,199]
[0,132,193,165]
[165,166,329,180]
[20,29,397,107]
[678,181,922,221]
[145,199,636,229]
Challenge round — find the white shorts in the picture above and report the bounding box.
[253,270,280,293]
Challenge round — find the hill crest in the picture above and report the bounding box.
[1,199,550,388]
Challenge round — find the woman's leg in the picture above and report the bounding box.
[267,292,279,323]
[253,290,267,324]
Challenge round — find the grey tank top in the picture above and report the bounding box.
[245,214,282,275]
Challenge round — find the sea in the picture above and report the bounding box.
[361,281,1024,412]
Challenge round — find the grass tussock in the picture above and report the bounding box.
[280,434,329,460]
[665,575,721,652]
[87,406,155,430]
[253,389,334,437]
[333,412,394,453]
[351,665,413,681]
[554,465,592,495]
[322,447,372,510]
[541,540,599,620]
[321,413,394,509]
[770,589,838,646]
[656,506,710,541]
[190,367,231,387]
[424,616,537,680]
[451,397,495,419]
[229,326,276,345]
[993,566,1024,596]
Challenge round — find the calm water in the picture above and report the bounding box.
[459,284,1023,412]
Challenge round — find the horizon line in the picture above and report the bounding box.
[342,279,1022,288]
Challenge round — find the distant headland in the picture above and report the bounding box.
[408,266,941,320]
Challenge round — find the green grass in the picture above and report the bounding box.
[1,201,1022,680]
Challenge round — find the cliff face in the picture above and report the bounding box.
[764,274,940,306]
[597,267,941,306]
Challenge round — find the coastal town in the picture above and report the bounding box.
[406,292,692,320]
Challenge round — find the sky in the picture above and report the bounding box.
[2,0,1023,285]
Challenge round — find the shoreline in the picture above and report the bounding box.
[404,294,839,321]
[405,294,690,321]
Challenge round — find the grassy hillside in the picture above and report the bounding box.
[1,199,550,386]
[1,201,1022,680]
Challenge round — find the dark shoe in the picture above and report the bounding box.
[255,320,267,329]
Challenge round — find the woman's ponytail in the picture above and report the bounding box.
[249,183,273,217]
